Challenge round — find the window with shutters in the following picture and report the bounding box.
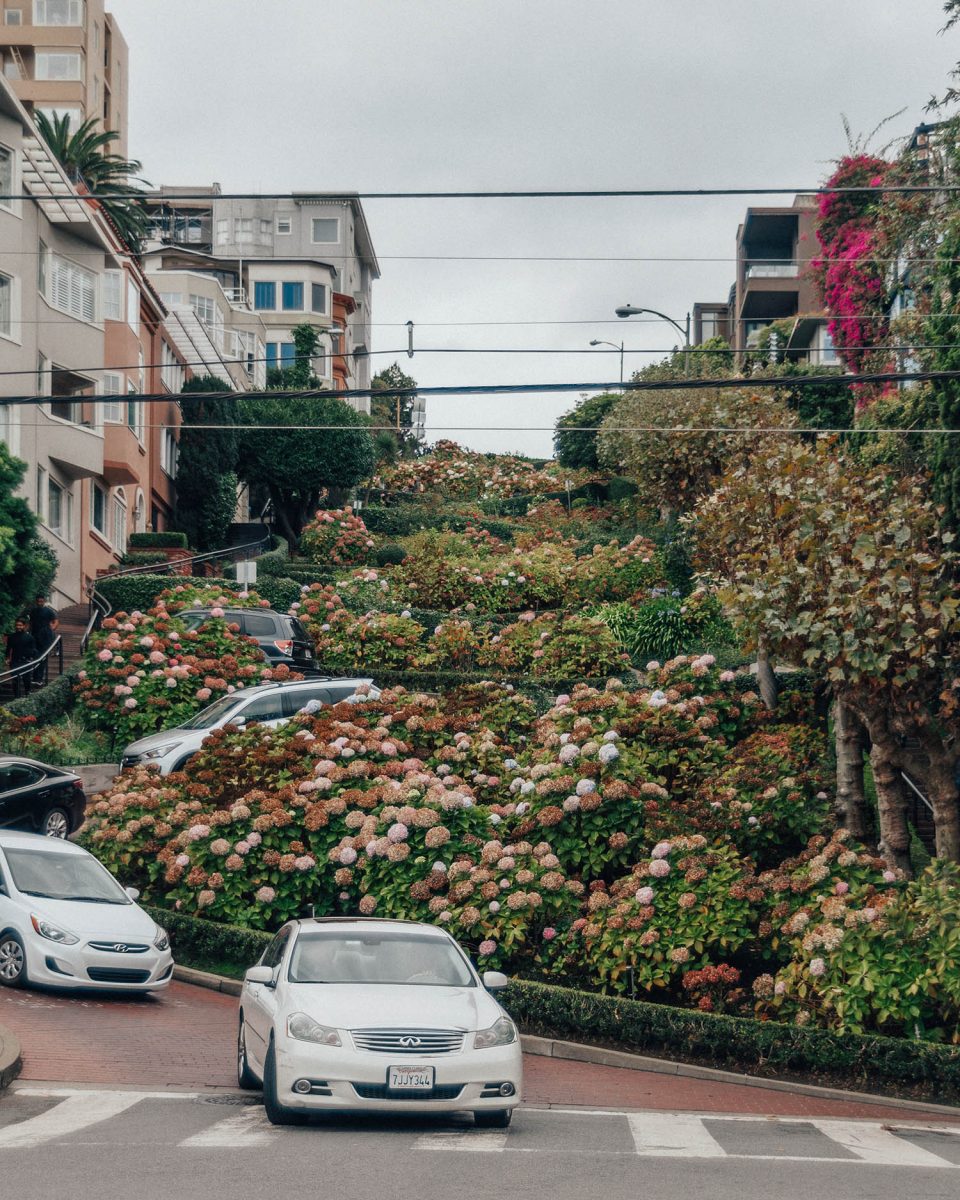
[46,254,97,323]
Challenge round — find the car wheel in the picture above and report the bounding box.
[171,755,194,774]
[237,1017,261,1090]
[0,932,27,988]
[474,1108,512,1129]
[42,807,71,839]
[263,1039,306,1125]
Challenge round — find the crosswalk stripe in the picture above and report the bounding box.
[810,1120,957,1168]
[414,1129,509,1153]
[180,1105,276,1148]
[0,1093,145,1149]
[627,1112,724,1158]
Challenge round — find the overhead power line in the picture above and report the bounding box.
[6,367,960,407]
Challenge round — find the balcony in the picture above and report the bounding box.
[41,407,103,480]
[745,261,799,279]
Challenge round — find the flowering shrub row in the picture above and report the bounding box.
[300,507,377,566]
[76,654,954,1040]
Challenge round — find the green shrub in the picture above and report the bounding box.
[145,904,271,969]
[6,670,77,722]
[128,531,189,549]
[594,591,734,663]
[118,552,170,569]
[606,476,639,502]
[502,979,960,1103]
[375,543,407,566]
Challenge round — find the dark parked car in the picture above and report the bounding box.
[175,607,317,673]
[0,756,87,838]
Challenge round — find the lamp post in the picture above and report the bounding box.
[615,304,691,373]
[589,339,624,386]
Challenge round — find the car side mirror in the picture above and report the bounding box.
[245,965,275,986]
[124,886,140,900]
[482,970,509,992]
[233,716,246,727]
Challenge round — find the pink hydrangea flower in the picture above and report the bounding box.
[651,841,672,859]
[255,886,276,903]
[339,846,358,865]
[542,927,557,941]
[124,697,137,709]
[835,881,849,895]
[649,859,670,878]
[635,886,654,905]
[478,939,497,956]
[809,957,826,977]
[97,649,112,662]
[387,822,409,842]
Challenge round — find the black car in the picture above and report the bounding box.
[175,607,318,673]
[0,756,87,838]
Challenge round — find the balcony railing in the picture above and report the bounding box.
[745,261,799,279]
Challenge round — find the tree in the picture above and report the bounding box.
[0,445,55,633]
[34,112,150,255]
[554,392,619,471]
[371,363,420,462]
[236,393,375,545]
[174,375,239,551]
[265,323,322,391]
[693,440,959,869]
[598,386,795,519]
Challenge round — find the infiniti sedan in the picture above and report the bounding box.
[0,756,87,838]
[0,831,173,992]
[238,918,522,1126]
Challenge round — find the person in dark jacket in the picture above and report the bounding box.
[6,617,37,698]
[29,594,58,685]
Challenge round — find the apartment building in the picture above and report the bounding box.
[0,0,127,154]
[0,76,184,606]
[143,186,380,409]
[692,195,837,365]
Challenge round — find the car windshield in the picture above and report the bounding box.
[179,694,243,730]
[3,847,131,904]
[288,930,475,987]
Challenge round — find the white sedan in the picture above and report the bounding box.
[0,831,173,992]
[238,918,523,1126]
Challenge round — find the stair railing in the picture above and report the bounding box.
[0,634,65,696]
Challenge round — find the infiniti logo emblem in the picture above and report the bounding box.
[398,1036,422,1047]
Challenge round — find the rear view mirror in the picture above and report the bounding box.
[245,965,275,986]
[482,971,509,992]
[124,886,140,900]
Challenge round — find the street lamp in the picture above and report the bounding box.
[589,339,624,386]
[615,303,691,372]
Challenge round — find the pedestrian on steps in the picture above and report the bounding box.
[6,616,37,698]
[29,593,58,685]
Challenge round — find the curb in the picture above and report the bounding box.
[522,1035,960,1118]
[0,1023,23,1092]
[174,964,243,997]
[171,967,958,1118]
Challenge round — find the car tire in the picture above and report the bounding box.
[263,1039,306,1125]
[237,1017,261,1090]
[0,931,28,988]
[41,806,71,839]
[474,1108,512,1129]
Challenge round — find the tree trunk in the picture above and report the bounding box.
[755,637,778,712]
[924,746,960,862]
[834,699,869,838]
[867,728,913,875]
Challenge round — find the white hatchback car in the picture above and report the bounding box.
[0,831,173,992]
[120,677,380,776]
[238,918,523,1127]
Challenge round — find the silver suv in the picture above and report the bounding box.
[120,677,379,775]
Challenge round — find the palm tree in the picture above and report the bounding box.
[33,112,151,255]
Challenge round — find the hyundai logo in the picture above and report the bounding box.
[112,944,130,953]
[398,1036,422,1047]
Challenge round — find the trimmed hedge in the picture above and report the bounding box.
[6,669,77,722]
[354,667,635,710]
[118,552,170,569]
[502,979,960,1104]
[95,573,303,618]
[128,531,189,549]
[145,904,270,972]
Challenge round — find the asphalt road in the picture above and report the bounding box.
[1,1086,959,1200]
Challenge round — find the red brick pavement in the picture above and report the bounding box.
[2,981,958,1122]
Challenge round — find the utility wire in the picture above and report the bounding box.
[6,367,960,406]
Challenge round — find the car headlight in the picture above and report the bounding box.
[474,1016,517,1049]
[153,925,170,952]
[140,741,182,760]
[287,1012,342,1046]
[30,914,79,946]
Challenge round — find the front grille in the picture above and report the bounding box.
[352,1083,463,1101]
[88,942,150,954]
[86,967,151,984]
[350,1028,465,1055]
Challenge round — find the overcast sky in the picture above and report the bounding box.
[107,0,959,457]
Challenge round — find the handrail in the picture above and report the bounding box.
[82,534,272,652]
[0,634,64,691]
[901,770,935,815]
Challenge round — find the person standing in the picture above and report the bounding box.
[5,617,37,698]
[29,593,58,685]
